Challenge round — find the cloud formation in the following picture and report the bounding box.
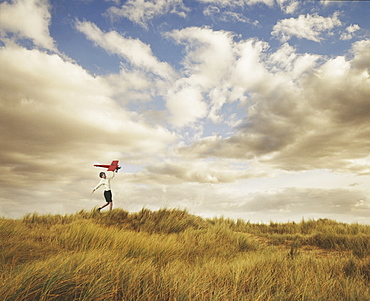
[0,0,56,51]
[75,20,176,81]
[106,0,189,29]
[232,187,370,220]
[165,27,236,126]
[340,24,360,41]
[272,13,342,42]
[106,0,296,29]
[276,0,299,14]
[178,37,370,174]
[197,0,274,7]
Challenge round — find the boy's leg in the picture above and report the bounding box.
[104,190,113,211]
[98,191,113,211]
[98,202,108,211]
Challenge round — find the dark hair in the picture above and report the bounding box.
[99,172,105,178]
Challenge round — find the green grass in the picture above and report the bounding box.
[1,208,369,300]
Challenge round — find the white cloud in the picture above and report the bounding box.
[0,0,56,51]
[272,12,342,42]
[350,39,370,71]
[235,187,370,222]
[167,27,235,88]
[340,24,360,40]
[203,5,257,24]
[197,0,274,7]
[165,27,236,127]
[106,0,189,29]
[276,0,299,14]
[166,86,208,126]
[145,158,246,184]
[197,0,300,15]
[232,39,271,92]
[203,5,220,16]
[220,11,255,24]
[75,20,176,81]
[268,43,320,76]
[105,0,285,30]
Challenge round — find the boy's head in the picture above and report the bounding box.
[99,172,106,178]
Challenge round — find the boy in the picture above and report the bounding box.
[92,171,115,211]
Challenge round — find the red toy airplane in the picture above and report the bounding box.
[94,160,121,172]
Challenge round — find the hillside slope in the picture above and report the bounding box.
[1,208,369,300]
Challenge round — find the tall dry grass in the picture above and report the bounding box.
[1,208,369,300]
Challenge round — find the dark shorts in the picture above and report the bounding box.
[104,190,113,203]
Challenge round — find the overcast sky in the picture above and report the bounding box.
[0,0,369,223]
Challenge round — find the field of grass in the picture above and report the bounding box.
[1,208,369,300]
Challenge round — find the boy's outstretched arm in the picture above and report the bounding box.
[107,171,115,179]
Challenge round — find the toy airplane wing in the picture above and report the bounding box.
[107,160,120,171]
[94,160,121,172]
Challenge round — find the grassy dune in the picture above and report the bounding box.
[1,208,369,300]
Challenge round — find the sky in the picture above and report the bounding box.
[0,0,369,223]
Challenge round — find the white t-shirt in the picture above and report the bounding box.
[94,171,115,191]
